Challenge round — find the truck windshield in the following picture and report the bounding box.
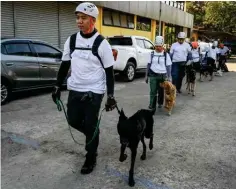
[108,37,133,46]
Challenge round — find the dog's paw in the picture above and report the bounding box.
[128,179,135,187]
[140,154,146,160]
[119,154,127,162]
[168,112,171,116]
[149,143,153,150]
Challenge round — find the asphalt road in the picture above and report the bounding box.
[1,59,236,189]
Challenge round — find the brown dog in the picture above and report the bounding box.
[160,81,176,116]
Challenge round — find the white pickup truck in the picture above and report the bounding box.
[107,36,155,81]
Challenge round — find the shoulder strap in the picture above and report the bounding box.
[70,33,77,57]
[205,51,208,59]
[92,34,105,69]
[164,51,167,67]
[150,51,154,65]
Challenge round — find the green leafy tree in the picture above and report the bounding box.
[186,1,207,27]
[204,1,236,33]
[187,1,236,34]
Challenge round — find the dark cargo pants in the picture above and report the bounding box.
[67,90,104,157]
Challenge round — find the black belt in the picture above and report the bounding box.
[149,70,167,77]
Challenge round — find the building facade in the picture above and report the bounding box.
[1,1,194,49]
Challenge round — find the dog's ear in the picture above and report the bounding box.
[120,108,125,117]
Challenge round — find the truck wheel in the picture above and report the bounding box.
[1,81,11,105]
[123,62,136,82]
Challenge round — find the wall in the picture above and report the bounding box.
[183,28,188,36]
[92,1,194,28]
[99,10,153,41]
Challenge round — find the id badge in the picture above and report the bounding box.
[79,50,90,59]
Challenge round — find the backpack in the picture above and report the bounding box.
[147,51,167,76]
[69,33,105,69]
[201,51,208,66]
[150,51,167,66]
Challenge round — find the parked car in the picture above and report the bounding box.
[107,36,155,81]
[1,38,64,105]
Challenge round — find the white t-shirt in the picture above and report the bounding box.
[219,46,229,56]
[170,42,191,62]
[191,48,200,63]
[207,47,218,60]
[149,51,172,74]
[62,32,115,94]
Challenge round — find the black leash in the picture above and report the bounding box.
[56,98,105,146]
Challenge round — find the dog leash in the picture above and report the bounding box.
[55,98,105,146]
[115,104,121,115]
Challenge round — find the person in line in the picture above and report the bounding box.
[170,32,191,94]
[145,36,172,113]
[191,41,201,72]
[218,43,229,72]
[52,2,117,175]
[206,41,218,81]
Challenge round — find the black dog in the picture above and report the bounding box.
[186,65,196,96]
[117,108,154,187]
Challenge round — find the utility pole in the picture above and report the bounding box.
[158,1,162,36]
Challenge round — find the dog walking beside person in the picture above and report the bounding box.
[145,36,172,113]
[160,81,176,115]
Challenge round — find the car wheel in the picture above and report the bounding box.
[123,62,136,82]
[1,81,11,105]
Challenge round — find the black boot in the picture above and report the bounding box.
[81,153,97,175]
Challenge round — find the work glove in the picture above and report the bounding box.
[105,95,117,112]
[52,86,61,104]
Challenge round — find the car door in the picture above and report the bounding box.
[30,43,62,86]
[143,39,155,67]
[135,38,147,68]
[2,41,40,89]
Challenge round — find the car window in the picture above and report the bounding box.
[33,44,62,59]
[1,44,7,54]
[136,39,145,49]
[108,37,133,46]
[144,40,154,50]
[5,43,33,56]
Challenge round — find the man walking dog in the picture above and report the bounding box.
[170,32,191,94]
[52,2,117,174]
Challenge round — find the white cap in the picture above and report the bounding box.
[213,41,218,47]
[155,36,164,46]
[75,2,99,19]
[178,32,186,39]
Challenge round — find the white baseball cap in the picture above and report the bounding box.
[213,41,218,47]
[178,32,186,39]
[75,2,99,19]
[155,36,164,46]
